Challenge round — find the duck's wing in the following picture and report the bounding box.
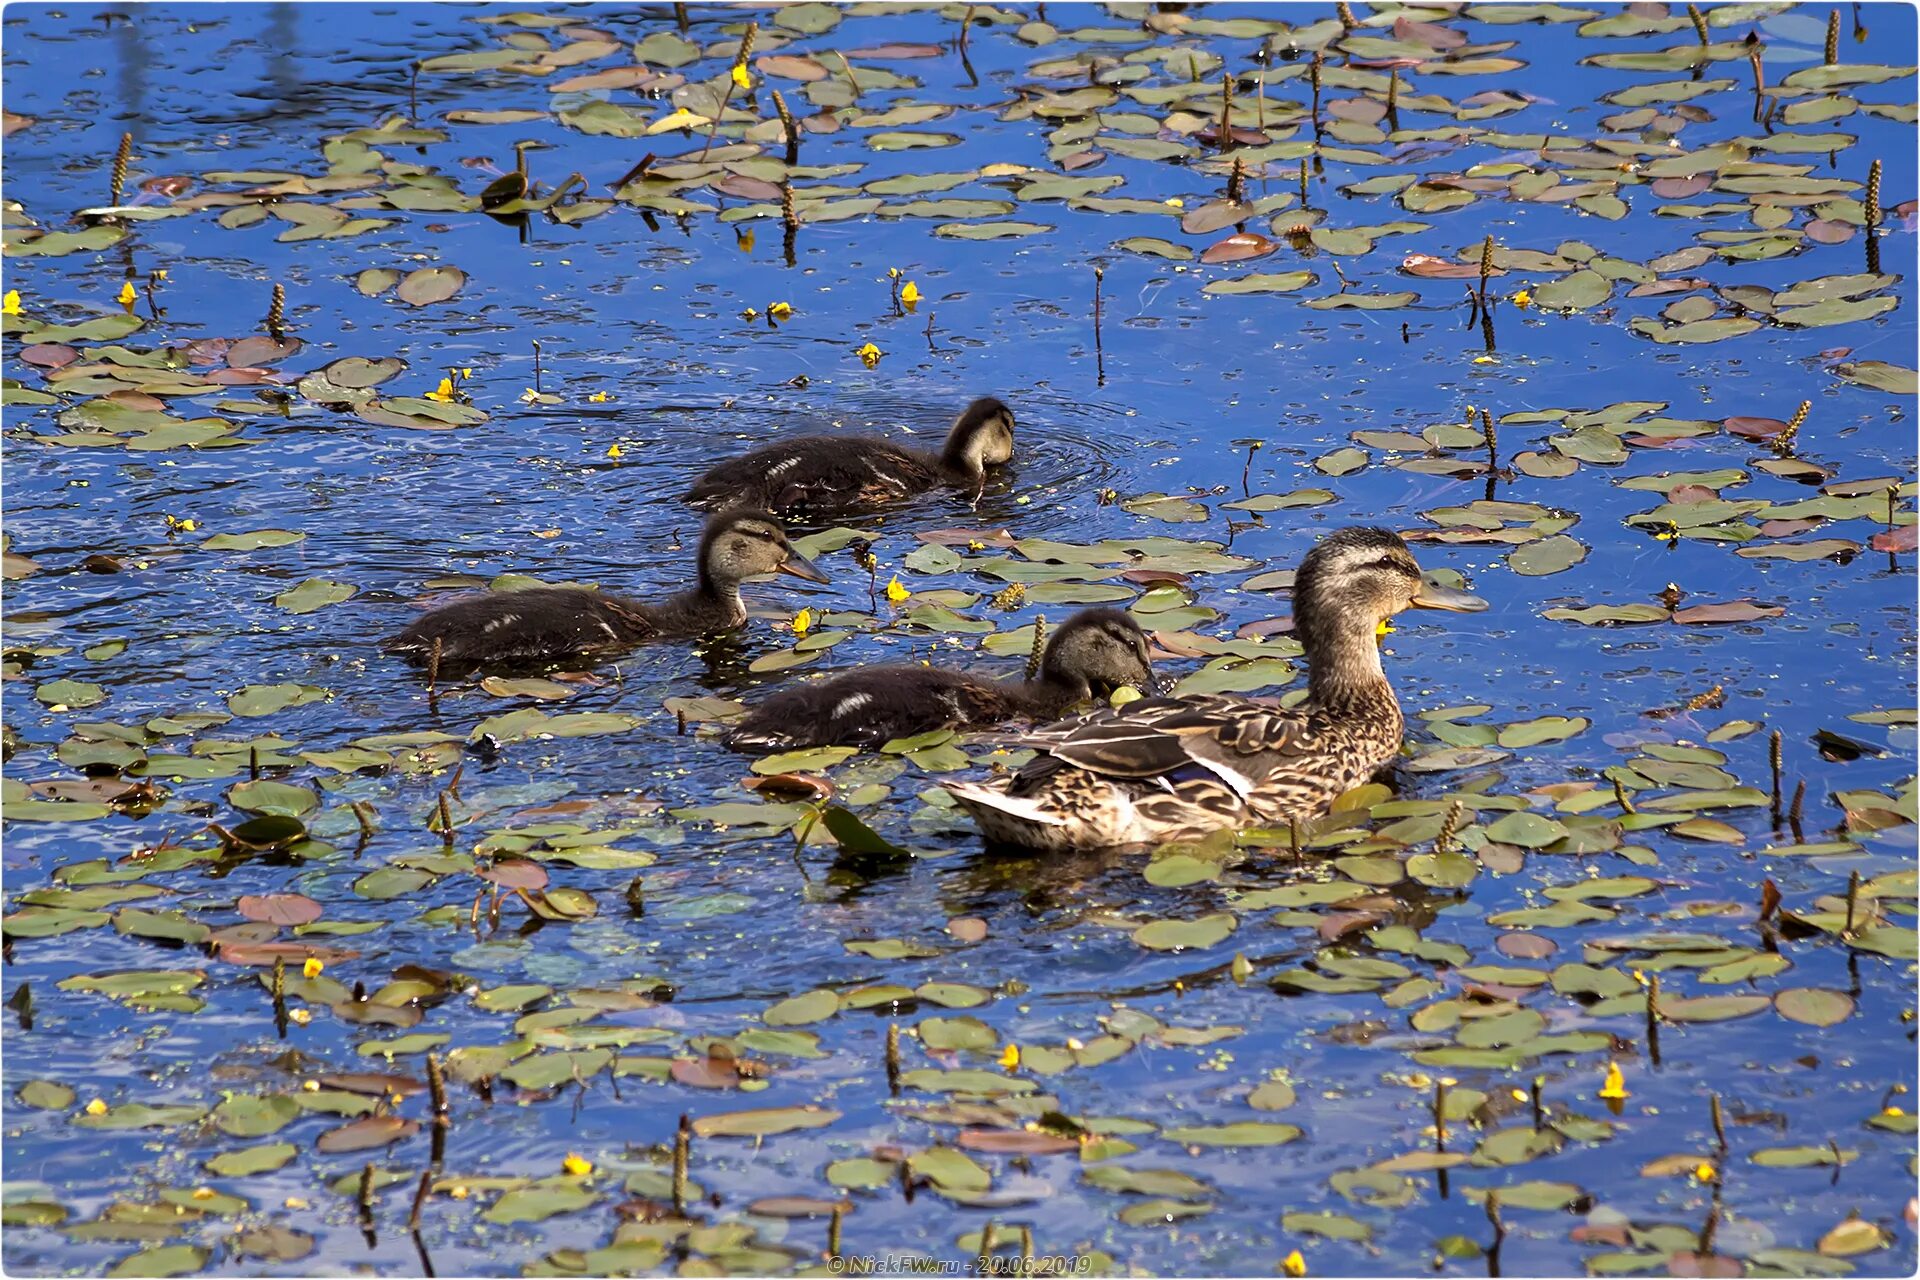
[686,438,940,513]
[386,587,655,668]
[1011,695,1312,801]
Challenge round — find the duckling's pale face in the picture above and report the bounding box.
[706,515,829,586]
[953,399,1016,469]
[1047,612,1156,693]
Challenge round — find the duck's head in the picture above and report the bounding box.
[1293,527,1485,650]
[699,509,829,590]
[942,396,1017,475]
[1041,608,1157,697]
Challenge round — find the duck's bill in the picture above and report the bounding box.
[1411,582,1488,612]
[777,552,830,584]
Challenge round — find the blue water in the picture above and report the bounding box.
[3,3,1916,1275]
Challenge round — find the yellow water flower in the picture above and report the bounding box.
[302,958,323,979]
[856,342,882,369]
[302,1080,321,1092]
[768,300,793,321]
[424,377,457,404]
[740,306,759,321]
[289,1008,312,1025]
[731,62,751,91]
[1471,354,1498,365]
[900,281,921,306]
[85,1098,108,1116]
[1695,1162,1716,1183]
[1511,1088,1528,1102]
[998,1043,1021,1070]
[887,267,902,279]
[792,607,813,637]
[563,1153,594,1177]
[1375,619,1395,638]
[3,289,23,315]
[191,1187,215,1201]
[1598,1060,1629,1101]
[1165,197,1185,209]
[606,443,623,459]
[459,367,472,379]
[284,1197,310,1210]
[164,515,197,533]
[1282,1249,1307,1277]
[587,390,611,403]
[116,280,137,311]
[885,576,909,604]
[1512,287,1534,309]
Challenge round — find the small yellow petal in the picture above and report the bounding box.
[1695,1162,1716,1183]
[191,1187,215,1201]
[3,289,24,315]
[85,1098,108,1116]
[887,267,902,279]
[302,1080,321,1092]
[1375,619,1395,638]
[302,958,323,979]
[1282,1249,1307,1277]
[606,443,623,459]
[289,1008,312,1025]
[1510,1088,1528,1102]
[448,1185,470,1200]
[768,300,792,320]
[900,281,921,305]
[998,1043,1020,1070]
[856,342,883,369]
[730,63,751,90]
[740,306,759,320]
[562,1153,594,1177]
[792,607,813,637]
[116,280,137,307]
[284,1197,309,1210]
[885,576,910,604]
[1598,1061,1629,1100]
[1165,197,1185,208]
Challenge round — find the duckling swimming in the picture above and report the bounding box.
[726,608,1155,752]
[684,396,1015,517]
[385,509,827,670]
[944,527,1487,851]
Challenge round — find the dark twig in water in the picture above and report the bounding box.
[673,2,687,32]
[427,1053,449,1129]
[1710,1092,1728,1154]
[408,1169,432,1232]
[1385,66,1399,132]
[1769,730,1784,824]
[1613,774,1635,815]
[1092,265,1105,386]
[1788,779,1806,841]
[672,1113,691,1215]
[885,1022,902,1095]
[1843,869,1861,937]
[827,1201,844,1261]
[1645,972,1663,1066]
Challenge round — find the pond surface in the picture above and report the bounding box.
[2,2,1917,1276]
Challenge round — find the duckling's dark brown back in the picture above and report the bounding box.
[386,586,658,669]
[685,435,944,516]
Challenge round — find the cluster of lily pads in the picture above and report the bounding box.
[3,1,1916,1276]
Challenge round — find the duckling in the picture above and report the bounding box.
[944,527,1487,851]
[684,396,1016,517]
[726,608,1155,752]
[385,510,827,670]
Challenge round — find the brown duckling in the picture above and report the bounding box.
[386,510,827,670]
[725,608,1155,752]
[684,396,1016,517]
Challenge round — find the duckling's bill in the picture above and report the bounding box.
[776,550,831,584]
[1411,581,1487,611]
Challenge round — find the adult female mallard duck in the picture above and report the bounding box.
[725,608,1156,752]
[385,509,827,670]
[944,527,1487,851]
[684,396,1015,517]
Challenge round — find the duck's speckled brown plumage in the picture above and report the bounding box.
[725,608,1154,752]
[684,397,1015,517]
[945,528,1487,851]
[384,510,825,671]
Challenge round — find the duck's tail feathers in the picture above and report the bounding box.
[944,779,1074,850]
